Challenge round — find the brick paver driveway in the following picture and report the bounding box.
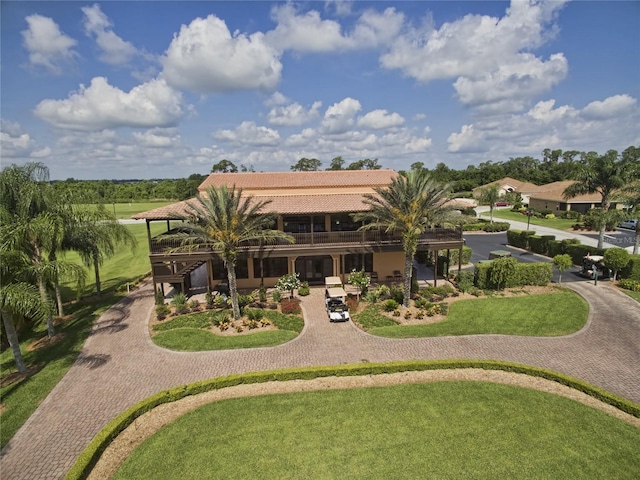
[2,280,639,479]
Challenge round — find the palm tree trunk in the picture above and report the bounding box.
[49,252,64,316]
[38,277,55,337]
[634,227,639,255]
[597,226,605,249]
[227,264,241,320]
[93,256,102,297]
[2,310,27,373]
[403,252,413,307]
[489,205,494,223]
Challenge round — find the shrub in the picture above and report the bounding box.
[437,246,473,274]
[155,304,170,320]
[507,229,536,249]
[620,254,640,280]
[272,289,282,303]
[187,299,200,312]
[298,282,311,296]
[414,298,431,310]
[213,295,228,309]
[259,283,267,303]
[553,254,573,284]
[483,221,510,232]
[437,303,448,315]
[280,298,302,315]
[383,299,399,312]
[392,309,401,317]
[155,288,165,306]
[456,270,475,293]
[618,279,640,291]
[245,309,264,322]
[205,291,215,309]
[490,257,518,290]
[604,248,631,281]
[363,291,378,303]
[171,292,188,314]
[275,273,301,299]
[374,284,391,301]
[566,244,606,266]
[390,285,404,304]
[475,262,552,289]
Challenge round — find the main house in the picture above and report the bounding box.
[133,170,464,294]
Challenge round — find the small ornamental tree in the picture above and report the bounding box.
[348,269,370,300]
[275,273,301,299]
[489,257,518,290]
[553,254,573,284]
[603,248,630,281]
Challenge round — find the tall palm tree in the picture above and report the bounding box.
[563,150,632,248]
[0,219,48,373]
[60,204,136,297]
[353,170,456,307]
[163,185,294,320]
[479,183,501,224]
[616,182,640,255]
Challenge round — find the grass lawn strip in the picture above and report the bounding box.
[88,369,640,480]
[481,209,577,230]
[622,290,640,302]
[359,290,588,338]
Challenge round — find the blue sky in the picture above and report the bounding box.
[1,1,639,180]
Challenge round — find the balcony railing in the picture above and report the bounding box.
[149,227,462,254]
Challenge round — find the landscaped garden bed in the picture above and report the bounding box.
[149,289,304,351]
[352,282,588,338]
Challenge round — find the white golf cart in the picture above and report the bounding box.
[325,276,350,322]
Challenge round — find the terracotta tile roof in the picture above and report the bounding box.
[529,181,603,203]
[132,194,375,220]
[473,177,539,194]
[198,169,397,191]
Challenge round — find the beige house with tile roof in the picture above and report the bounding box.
[472,177,540,203]
[527,180,622,214]
[133,170,464,294]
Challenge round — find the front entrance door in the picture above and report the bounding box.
[295,255,333,284]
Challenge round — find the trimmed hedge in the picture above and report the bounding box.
[528,235,556,256]
[620,254,640,281]
[507,229,536,249]
[65,360,640,480]
[462,221,510,232]
[475,262,552,289]
[566,244,606,266]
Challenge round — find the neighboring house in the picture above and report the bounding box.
[472,177,539,204]
[133,170,464,294]
[527,180,621,214]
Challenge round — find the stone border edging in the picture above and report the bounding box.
[66,360,640,480]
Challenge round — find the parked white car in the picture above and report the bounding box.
[618,219,638,230]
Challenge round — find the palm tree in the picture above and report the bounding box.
[0,220,48,373]
[479,183,501,224]
[563,150,631,248]
[60,204,136,297]
[353,170,456,307]
[616,181,640,254]
[163,185,294,320]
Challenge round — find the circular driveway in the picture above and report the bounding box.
[1,279,639,479]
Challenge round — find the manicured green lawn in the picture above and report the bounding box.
[483,209,576,230]
[90,201,175,220]
[152,310,304,351]
[360,291,588,338]
[60,223,166,300]
[114,382,640,479]
[0,295,122,449]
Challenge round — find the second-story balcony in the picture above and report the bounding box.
[149,227,463,255]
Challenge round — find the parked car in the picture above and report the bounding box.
[618,219,638,230]
[325,276,350,322]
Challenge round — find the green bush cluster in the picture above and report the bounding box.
[66,360,640,480]
[298,282,310,296]
[383,299,399,312]
[565,244,606,266]
[620,254,640,280]
[462,221,510,232]
[475,262,552,289]
[456,270,475,293]
[547,238,581,258]
[618,279,640,292]
[506,229,536,249]
[528,235,556,255]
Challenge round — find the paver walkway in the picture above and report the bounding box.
[1,279,639,479]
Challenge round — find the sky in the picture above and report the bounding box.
[1,1,639,180]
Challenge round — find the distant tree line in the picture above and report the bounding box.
[45,146,639,203]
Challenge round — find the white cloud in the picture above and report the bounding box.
[162,15,282,93]
[268,101,322,126]
[381,0,568,111]
[413,113,427,121]
[324,1,353,17]
[34,77,186,130]
[21,14,77,74]
[82,4,138,65]
[265,92,289,107]
[322,97,362,133]
[447,94,640,155]
[453,53,568,113]
[214,121,281,146]
[265,4,404,53]
[582,94,637,120]
[132,128,181,147]
[357,109,405,129]
[0,120,50,158]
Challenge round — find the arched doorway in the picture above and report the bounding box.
[295,255,334,284]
